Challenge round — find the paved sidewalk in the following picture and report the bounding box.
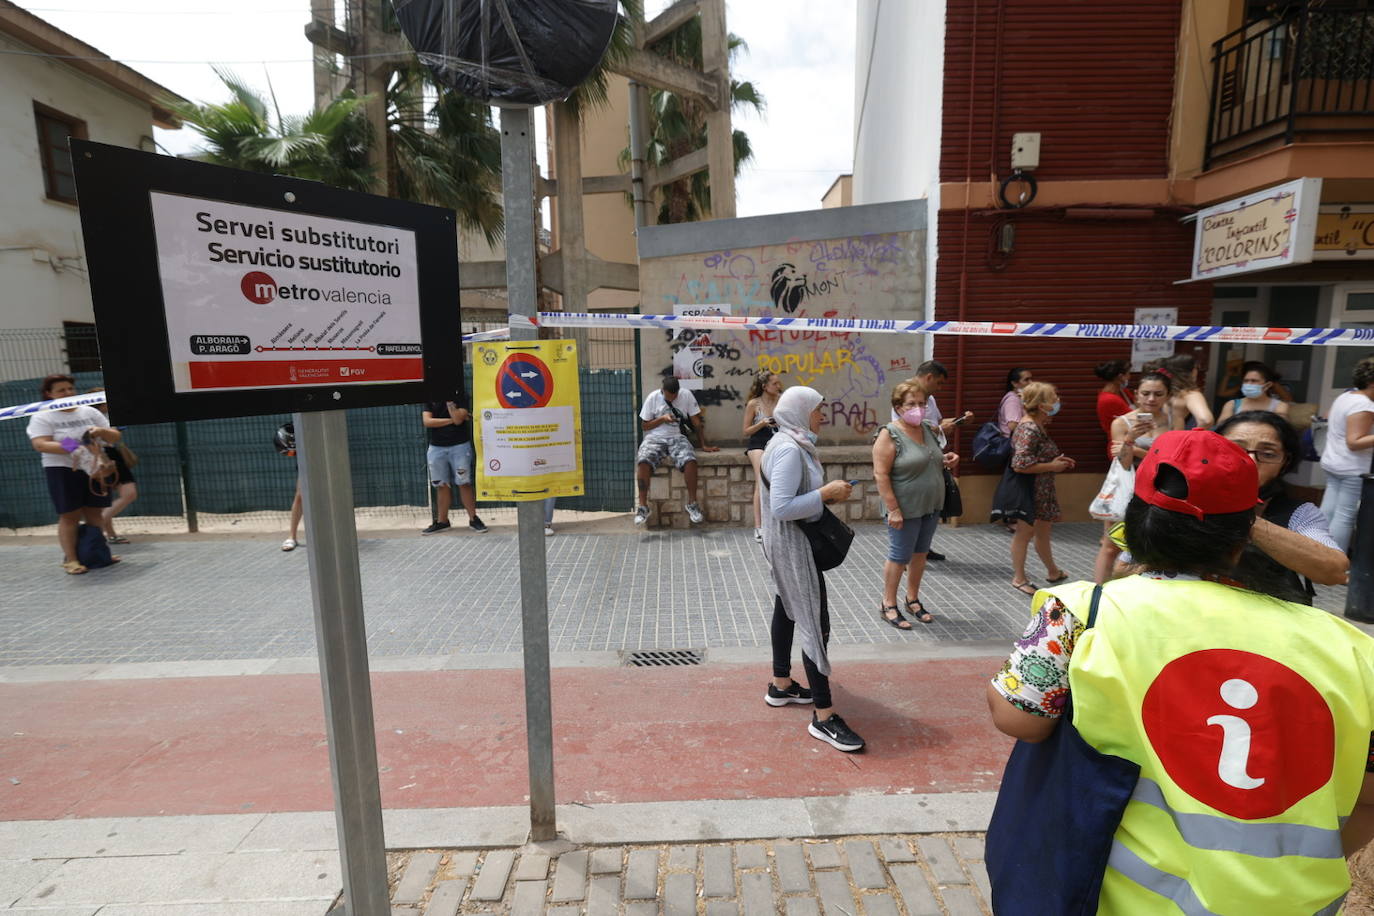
[377,833,993,916]
[0,522,1353,667]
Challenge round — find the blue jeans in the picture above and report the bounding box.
[886,512,940,562]
[1321,472,1365,552]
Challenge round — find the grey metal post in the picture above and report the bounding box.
[296,409,389,914]
[499,106,557,841]
[628,79,650,230]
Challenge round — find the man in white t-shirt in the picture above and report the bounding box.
[25,373,124,574]
[634,376,717,526]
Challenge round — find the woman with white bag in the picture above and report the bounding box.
[1091,370,1170,583]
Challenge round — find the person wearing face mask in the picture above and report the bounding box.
[760,386,863,752]
[1214,411,1348,603]
[1320,356,1374,552]
[873,380,959,628]
[1215,361,1289,426]
[1005,381,1074,595]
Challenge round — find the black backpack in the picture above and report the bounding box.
[76,523,115,569]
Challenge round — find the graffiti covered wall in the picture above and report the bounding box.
[636,200,926,444]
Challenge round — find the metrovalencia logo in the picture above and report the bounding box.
[238,271,393,306]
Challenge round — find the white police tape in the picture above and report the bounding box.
[463,327,509,343]
[0,390,107,422]
[518,311,1374,347]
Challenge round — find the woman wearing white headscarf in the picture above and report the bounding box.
[761,386,863,752]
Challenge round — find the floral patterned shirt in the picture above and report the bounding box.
[990,572,1374,772]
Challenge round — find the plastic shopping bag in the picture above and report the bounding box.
[1089,461,1134,522]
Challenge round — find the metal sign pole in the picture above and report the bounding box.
[297,409,390,914]
[499,106,558,841]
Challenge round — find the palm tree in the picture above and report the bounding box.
[627,22,765,223]
[167,69,374,192]
[168,69,504,244]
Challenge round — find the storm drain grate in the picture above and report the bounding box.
[621,649,705,667]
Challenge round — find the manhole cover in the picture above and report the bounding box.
[621,649,705,667]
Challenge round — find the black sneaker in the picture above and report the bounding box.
[927,550,946,562]
[809,713,865,752]
[469,516,489,533]
[765,681,814,707]
[422,520,451,535]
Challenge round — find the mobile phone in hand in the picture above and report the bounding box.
[952,414,970,426]
[847,479,860,486]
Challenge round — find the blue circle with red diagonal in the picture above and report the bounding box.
[496,352,554,408]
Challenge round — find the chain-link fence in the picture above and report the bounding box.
[1,325,639,532]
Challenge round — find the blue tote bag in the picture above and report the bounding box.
[984,586,1141,915]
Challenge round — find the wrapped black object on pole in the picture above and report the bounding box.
[391,0,618,106]
[1344,452,1374,622]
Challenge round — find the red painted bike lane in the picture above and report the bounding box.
[0,658,1012,821]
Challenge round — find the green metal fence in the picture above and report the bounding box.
[0,327,636,530]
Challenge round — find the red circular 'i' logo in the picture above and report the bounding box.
[1141,649,1335,820]
[241,271,276,304]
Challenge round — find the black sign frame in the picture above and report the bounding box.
[71,140,463,425]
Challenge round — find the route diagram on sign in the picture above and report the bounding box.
[496,352,554,408]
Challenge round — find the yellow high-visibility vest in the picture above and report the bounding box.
[1046,575,1374,915]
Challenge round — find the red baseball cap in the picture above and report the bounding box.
[1134,430,1260,520]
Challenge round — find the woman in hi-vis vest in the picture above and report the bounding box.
[986,429,1374,915]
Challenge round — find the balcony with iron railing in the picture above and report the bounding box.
[1205,1,1374,170]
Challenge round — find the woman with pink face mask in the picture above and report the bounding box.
[873,380,958,627]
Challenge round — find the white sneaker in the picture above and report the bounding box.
[544,525,555,537]
[754,528,763,543]
[685,502,704,524]
[634,506,650,525]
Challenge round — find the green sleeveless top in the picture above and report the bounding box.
[883,422,945,518]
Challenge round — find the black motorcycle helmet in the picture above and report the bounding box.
[273,422,295,457]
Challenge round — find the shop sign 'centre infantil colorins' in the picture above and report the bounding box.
[150,192,424,393]
[1189,178,1321,282]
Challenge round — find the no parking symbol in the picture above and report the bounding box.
[496,353,553,408]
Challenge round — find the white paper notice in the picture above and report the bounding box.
[1132,307,1177,370]
[480,405,576,476]
[149,191,422,392]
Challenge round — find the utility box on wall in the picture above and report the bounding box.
[1011,132,1041,170]
[635,200,927,446]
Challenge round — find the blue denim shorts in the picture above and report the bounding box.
[427,442,473,487]
[886,512,939,562]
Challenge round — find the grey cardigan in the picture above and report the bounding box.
[760,435,831,675]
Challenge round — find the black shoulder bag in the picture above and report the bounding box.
[664,399,701,447]
[762,458,854,572]
[985,584,1141,915]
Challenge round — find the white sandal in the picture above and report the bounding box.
[281,538,297,552]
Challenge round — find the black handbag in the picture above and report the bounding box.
[939,467,963,521]
[761,467,854,572]
[986,586,1141,915]
[798,507,854,571]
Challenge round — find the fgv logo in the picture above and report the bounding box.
[241,271,276,304]
[1142,649,1335,819]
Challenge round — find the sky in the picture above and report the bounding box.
[11,0,856,219]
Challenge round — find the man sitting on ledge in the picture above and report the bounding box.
[634,376,718,525]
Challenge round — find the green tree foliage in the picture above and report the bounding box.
[623,21,764,223]
[168,67,504,244]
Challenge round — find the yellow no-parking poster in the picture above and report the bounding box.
[473,339,583,501]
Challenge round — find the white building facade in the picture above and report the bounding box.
[0,3,182,351]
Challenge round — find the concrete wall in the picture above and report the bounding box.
[851,0,941,336]
[642,446,888,529]
[852,0,941,207]
[636,200,926,446]
[0,32,157,333]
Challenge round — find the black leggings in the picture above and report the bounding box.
[770,572,832,709]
